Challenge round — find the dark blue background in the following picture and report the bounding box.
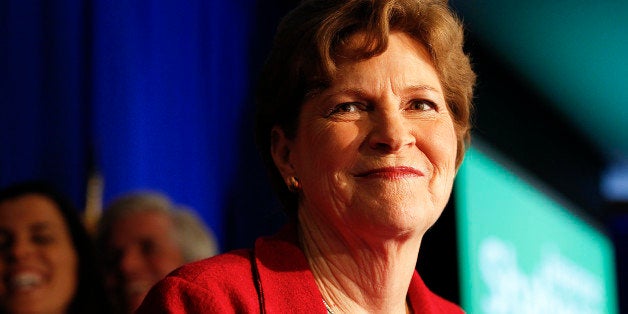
[1,0,293,249]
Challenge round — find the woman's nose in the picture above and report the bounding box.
[7,238,34,261]
[367,110,415,153]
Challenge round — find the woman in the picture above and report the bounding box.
[0,181,112,314]
[138,0,475,312]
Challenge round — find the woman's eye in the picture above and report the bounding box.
[0,231,10,250]
[408,100,436,111]
[32,234,54,245]
[327,102,363,116]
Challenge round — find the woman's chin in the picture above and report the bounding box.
[347,209,436,241]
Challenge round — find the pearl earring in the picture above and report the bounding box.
[287,176,301,193]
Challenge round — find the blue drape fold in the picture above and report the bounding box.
[1,0,287,248]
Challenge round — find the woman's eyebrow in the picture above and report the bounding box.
[320,88,370,102]
[30,222,53,232]
[404,84,441,94]
[321,84,441,101]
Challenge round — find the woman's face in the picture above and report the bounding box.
[0,194,79,314]
[274,33,458,238]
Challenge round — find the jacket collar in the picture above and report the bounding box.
[252,223,460,313]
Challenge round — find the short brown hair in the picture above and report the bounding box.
[255,0,476,215]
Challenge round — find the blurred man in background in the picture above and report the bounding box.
[97,191,218,314]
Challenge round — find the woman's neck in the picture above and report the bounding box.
[298,210,422,313]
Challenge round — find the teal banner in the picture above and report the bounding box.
[456,145,618,314]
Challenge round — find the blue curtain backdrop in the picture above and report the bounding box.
[1,0,294,249]
[1,0,90,205]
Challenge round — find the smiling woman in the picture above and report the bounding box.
[0,182,112,314]
[137,1,475,313]
[282,33,457,240]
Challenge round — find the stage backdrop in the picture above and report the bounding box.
[1,0,295,249]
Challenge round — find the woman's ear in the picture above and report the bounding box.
[270,126,296,179]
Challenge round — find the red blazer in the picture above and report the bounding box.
[137,224,464,313]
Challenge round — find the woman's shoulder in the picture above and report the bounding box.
[136,248,261,313]
[170,248,255,283]
[408,271,465,313]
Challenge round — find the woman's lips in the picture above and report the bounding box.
[355,166,424,179]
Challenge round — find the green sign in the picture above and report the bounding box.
[456,145,618,314]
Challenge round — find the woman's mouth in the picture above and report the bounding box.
[6,272,44,292]
[355,166,424,179]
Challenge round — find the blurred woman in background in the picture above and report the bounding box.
[0,181,111,314]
